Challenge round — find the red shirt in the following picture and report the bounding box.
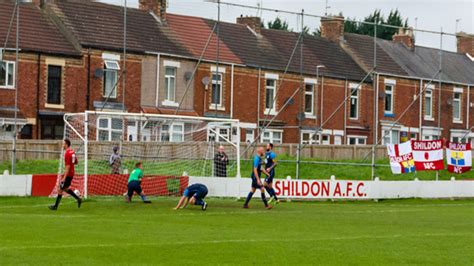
[64,148,76,177]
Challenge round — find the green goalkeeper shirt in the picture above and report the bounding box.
[128,168,143,183]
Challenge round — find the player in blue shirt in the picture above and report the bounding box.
[174,183,208,211]
[264,143,279,203]
[243,147,272,209]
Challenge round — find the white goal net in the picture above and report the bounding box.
[52,111,241,198]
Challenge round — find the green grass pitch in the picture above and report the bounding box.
[0,197,473,265]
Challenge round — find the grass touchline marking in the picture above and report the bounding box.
[0,233,469,251]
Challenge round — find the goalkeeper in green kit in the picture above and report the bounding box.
[125,162,151,203]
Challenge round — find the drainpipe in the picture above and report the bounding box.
[374,73,379,145]
[36,53,41,139]
[155,53,161,107]
[466,85,470,131]
[230,63,235,118]
[419,79,423,139]
[257,68,261,142]
[86,49,91,110]
[343,78,347,144]
[320,76,324,129]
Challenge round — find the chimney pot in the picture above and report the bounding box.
[320,16,345,43]
[456,32,474,56]
[139,0,167,21]
[236,16,262,34]
[392,27,415,49]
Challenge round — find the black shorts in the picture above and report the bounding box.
[60,176,73,190]
[265,170,275,184]
[251,177,263,189]
[127,181,143,198]
[194,187,208,201]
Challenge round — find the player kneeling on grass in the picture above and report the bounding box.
[49,139,82,210]
[125,162,151,203]
[174,183,208,211]
[243,147,272,210]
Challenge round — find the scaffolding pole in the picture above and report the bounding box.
[12,0,19,175]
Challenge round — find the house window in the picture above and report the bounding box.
[453,92,461,122]
[208,126,230,142]
[349,84,359,119]
[424,88,433,119]
[211,73,222,107]
[261,129,282,144]
[160,123,184,142]
[164,67,176,102]
[103,60,119,98]
[384,84,394,114]
[97,117,122,141]
[47,65,62,104]
[382,129,400,145]
[347,136,366,145]
[265,79,277,114]
[245,129,254,143]
[0,61,15,88]
[304,83,314,116]
[301,131,317,144]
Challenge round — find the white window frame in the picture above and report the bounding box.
[97,117,122,141]
[453,89,462,123]
[160,122,184,143]
[207,126,231,142]
[261,129,283,144]
[347,135,367,145]
[384,83,394,114]
[424,85,434,121]
[381,128,400,145]
[304,82,316,118]
[163,66,178,106]
[265,73,279,115]
[349,83,359,120]
[0,60,15,89]
[210,73,223,109]
[301,131,317,145]
[103,60,119,99]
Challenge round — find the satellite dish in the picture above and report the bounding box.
[94,68,104,79]
[446,99,452,106]
[285,98,294,105]
[184,71,193,81]
[202,76,210,86]
[379,91,386,99]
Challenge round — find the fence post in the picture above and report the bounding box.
[371,145,375,180]
[84,112,89,199]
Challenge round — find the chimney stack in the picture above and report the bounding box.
[320,16,344,42]
[236,15,262,35]
[392,27,415,49]
[139,0,167,21]
[456,32,474,56]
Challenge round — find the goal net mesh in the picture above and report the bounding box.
[51,112,240,198]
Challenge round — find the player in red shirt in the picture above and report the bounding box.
[49,139,82,210]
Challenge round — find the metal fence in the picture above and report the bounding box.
[1,140,472,181]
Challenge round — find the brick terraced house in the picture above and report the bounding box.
[0,0,473,145]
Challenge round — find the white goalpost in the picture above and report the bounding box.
[53,111,241,198]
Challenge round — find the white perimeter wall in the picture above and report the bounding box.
[0,174,472,199]
[189,176,474,199]
[0,175,32,196]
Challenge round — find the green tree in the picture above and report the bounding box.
[267,17,290,31]
[340,9,408,40]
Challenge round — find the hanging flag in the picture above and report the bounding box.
[446,142,472,174]
[387,141,415,174]
[411,140,444,171]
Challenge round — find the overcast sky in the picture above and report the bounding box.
[100,0,473,52]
